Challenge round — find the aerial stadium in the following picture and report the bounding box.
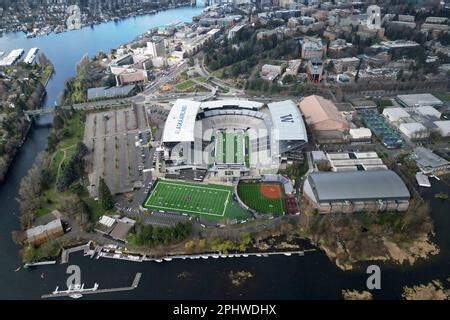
[159,98,308,180]
[144,98,308,222]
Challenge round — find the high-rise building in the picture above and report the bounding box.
[146,37,166,58]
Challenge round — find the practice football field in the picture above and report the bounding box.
[144,180,253,221]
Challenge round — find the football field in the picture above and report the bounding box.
[144,180,231,217]
[214,130,246,164]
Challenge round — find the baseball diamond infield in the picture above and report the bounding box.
[237,181,286,215]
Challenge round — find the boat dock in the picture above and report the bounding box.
[41,273,142,299]
[98,249,316,263]
[24,260,56,268]
[416,172,431,187]
[61,241,92,264]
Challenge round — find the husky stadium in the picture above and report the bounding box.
[160,99,308,180]
[143,98,308,222]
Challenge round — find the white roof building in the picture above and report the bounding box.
[349,128,372,140]
[383,107,410,122]
[163,99,201,143]
[416,106,441,118]
[433,121,450,137]
[396,93,443,107]
[399,122,430,139]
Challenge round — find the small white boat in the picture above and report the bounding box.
[69,293,83,299]
[164,258,172,261]
[284,253,292,256]
[155,259,163,263]
[242,254,249,257]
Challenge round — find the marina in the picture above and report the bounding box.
[41,273,142,299]
[96,248,315,263]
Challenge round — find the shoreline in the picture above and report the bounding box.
[1,3,194,38]
[0,62,54,182]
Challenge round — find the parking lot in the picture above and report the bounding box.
[84,104,153,197]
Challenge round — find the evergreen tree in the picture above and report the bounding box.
[98,177,114,210]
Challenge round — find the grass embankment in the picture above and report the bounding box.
[41,64,54,86]
[435,93,450,102]
[36,111,109,221]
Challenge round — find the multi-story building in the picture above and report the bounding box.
[147,36,166,58]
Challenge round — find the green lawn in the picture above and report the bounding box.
[237,182,286,215]
[144,179,251,221]
[436,93,450,102]
[175,80,195,91]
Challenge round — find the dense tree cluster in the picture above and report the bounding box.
[17,152,52,229]
[98,177,114,211]
[56,142,88,192]
[204,30,298,73]
[133,222,192,246]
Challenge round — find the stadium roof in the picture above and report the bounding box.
[268,100,308,142]
[163,99,201,142]
[307,170,410,202]
[200,99,264,110]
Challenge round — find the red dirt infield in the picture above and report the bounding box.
[260,183,283,199]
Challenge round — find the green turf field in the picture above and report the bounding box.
[144,180,251,221]
[237,183,286,215]
[213,130,246,164]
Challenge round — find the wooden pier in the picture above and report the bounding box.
[41,273,142,299]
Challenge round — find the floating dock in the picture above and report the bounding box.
[41,273,142,299]
[416,172,431,187]
[24,260,56,268]
[97,249,316,263]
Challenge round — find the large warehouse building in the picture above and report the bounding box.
[303,170,410,213]
[299,95,349,142]
[161,99,308,180]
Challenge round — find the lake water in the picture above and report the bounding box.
[0,4,448,300]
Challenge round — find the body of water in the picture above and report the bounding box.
[0,5,448,300]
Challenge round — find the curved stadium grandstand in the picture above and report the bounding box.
[144,99,308,223]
